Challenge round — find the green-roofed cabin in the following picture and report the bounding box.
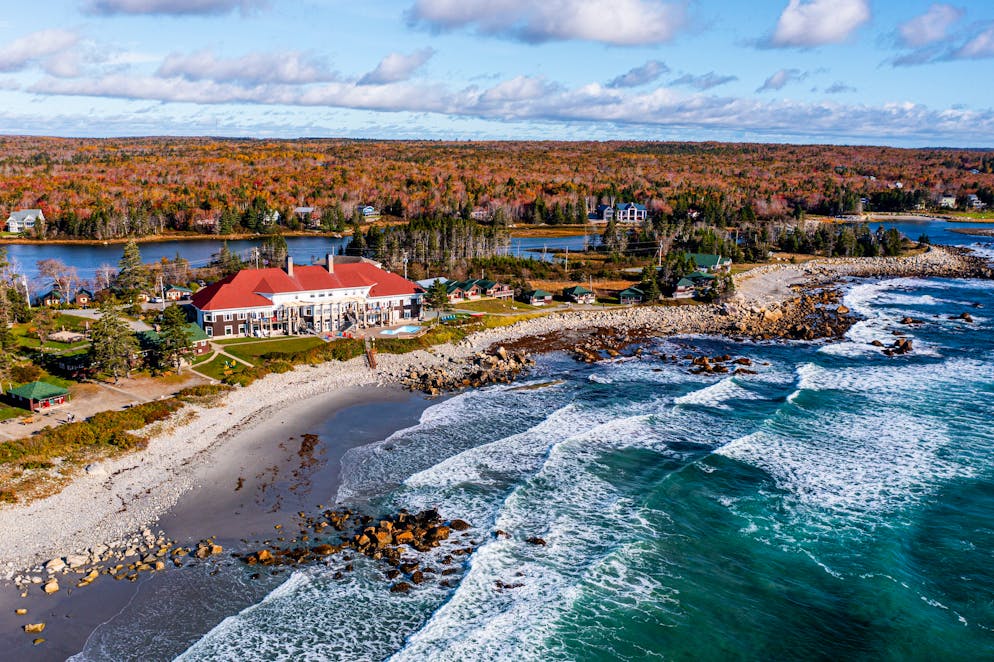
[138,323,211,357]
[619,286,645,305]
[686,253,732,273]
[562,285,595,304]
[6,381,70,412]
[521,289,553,306]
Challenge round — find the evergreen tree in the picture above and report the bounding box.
[156,304,192,372]
[260,232,288,267]
[116,240,149,301]
[639,265,661,301]
[424,280,450,311]
[0,248,11,351]
[89,302,138,381]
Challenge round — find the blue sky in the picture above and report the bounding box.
[0,0,992,146]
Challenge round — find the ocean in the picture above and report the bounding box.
[113,271,990,661]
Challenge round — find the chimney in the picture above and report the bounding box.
[326,253,335,274]
[286,255,294,278]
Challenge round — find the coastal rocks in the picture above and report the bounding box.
[44,558,65,573]
[567,329,644,363]
[401,347,534,394]
[42,579,59,594]
[15,608,27,616]
[952,312,974,323]
[23,623,45,634]
[883,338,914,356]
[194,540,223,559]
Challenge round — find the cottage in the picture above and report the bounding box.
[74,288,94,308]
[687,253,732,273]
[674,272,716,299]
[939,194,958,209]
[191,255,423,338]
[593,204,615,221]
[562,285,595,304]
[444,282,466,303]
[293,206,316,220]
[6,381,70,412]
[37,287,66,307]
[5,209,44,234]
[165,284,194,301]
[521,289,553,306]
[356,205,379,219]
[966,194,986,210]
[138,322,211,358]
[619,286,645,305]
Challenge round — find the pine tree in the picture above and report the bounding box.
[424,280,450,311]
[261,233,288,267]
[89,302,138,382]
[639,265,661,301]
[156,304,192,372]
[116,240,149,301]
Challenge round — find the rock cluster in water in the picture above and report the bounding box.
[401,346,535,394]
[241,508,475,594]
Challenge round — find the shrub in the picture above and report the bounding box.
[10,363,43,384]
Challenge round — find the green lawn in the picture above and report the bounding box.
[190,351,215,366]
[0,406,31,422]
[197,355,244,381]
[452,298,537,313]
[946,210,994,221]
[225,336,325,362]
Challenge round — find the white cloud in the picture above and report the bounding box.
[26,70,994,146]
[825,81,857,94]
[157,50,338,85]
[757,68,807,92]
[953,23,994,59]
[897,4,964,48]
[769,0,870,47]
[670,71,737,90]
[358,48,435,85]
[0,29,80,73]
[606,60,669,88]
[84,0,266,15]
[407,0,686,46]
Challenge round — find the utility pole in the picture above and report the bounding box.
[22,276,30,309]
[403,253,409,280]
[159,275,165,311]
[657,240,663,268]
[565,247,569,275]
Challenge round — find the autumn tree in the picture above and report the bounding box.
[37,258,80,301]
[89,302,138,382]
[32,307,58,345]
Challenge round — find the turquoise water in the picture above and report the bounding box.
[381,325,423,335]
[154,272,994,661]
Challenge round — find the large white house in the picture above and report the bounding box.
[191,255,423,338]
[5,209,44,233]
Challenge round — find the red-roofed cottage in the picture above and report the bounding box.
[191,255,423,338]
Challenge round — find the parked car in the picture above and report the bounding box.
[150,296,163,303]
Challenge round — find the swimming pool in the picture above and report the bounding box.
[380,325,423,335]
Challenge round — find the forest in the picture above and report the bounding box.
[0,137,992,240]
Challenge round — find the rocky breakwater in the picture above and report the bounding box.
[568,327,653,363]
[242,508,476,594]
[401,346,535,395]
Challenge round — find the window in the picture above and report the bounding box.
[404,311,411,319]
[223,313,233,322]
[224,325,233,336]
[204,313,213,323]
[237,312,246,320]
[206,327,213,337]
[238,324,246,335]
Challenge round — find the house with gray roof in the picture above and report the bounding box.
[5,209,44,233]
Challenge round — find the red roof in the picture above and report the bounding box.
[191,262,422,312]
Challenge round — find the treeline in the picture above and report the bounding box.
[348,216,511,268]
[2,138,992,240]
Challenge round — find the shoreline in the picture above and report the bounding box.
[0,247,988,578]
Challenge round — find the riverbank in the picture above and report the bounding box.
[0,230,345,246]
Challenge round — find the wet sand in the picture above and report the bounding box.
[0,386,433,661]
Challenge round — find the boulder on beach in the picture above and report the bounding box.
[42,579,59,594]
[23,623,45,633]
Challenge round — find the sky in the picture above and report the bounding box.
[0,0,992,147]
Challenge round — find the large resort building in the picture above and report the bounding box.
[191,255,423,338]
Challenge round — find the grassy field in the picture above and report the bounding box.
[946,210,994,221]
[0,406,31,421]
[509,224,597,238]
[196,355,244,381]
[452,298,538,313]
[225,336,325,362]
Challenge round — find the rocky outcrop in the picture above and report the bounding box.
[401,347,535,395]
